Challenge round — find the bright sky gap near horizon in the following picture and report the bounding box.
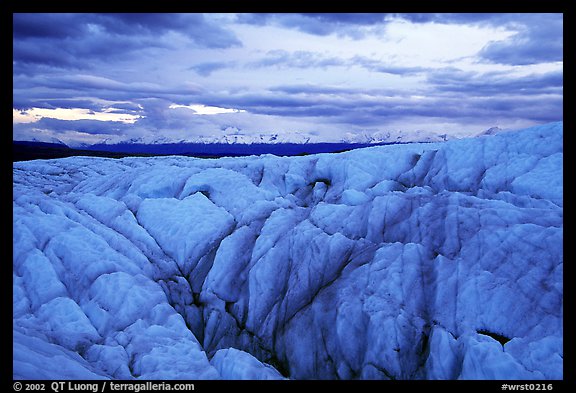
[12,13,563,146]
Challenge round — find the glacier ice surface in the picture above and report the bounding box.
[13,122,563,380]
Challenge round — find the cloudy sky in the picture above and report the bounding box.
[13,13,563,145]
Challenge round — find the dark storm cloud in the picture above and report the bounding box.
[428,69,563,96]
[38,74,201,96]
[13,13,242,46]
[13,97,144,116]
[13,13,88,39]
[26,117,133,135]
[13,73,203,112]
[100,13,242,48]
[14,31,162,73]
[196,68,562,126]
[333,94,562,127]
[478,14,563,65]
[13,13,241,73]
[197,90,408,118]
[18,99,106,111]
[236,13,390,38]
[12,88,103,111]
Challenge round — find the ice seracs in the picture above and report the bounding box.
[13,121,563,380]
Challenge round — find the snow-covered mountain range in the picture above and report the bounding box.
[16,126,506,150]
[13,122,562,380]
[91,129,454,146]
[87,127,462,147]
